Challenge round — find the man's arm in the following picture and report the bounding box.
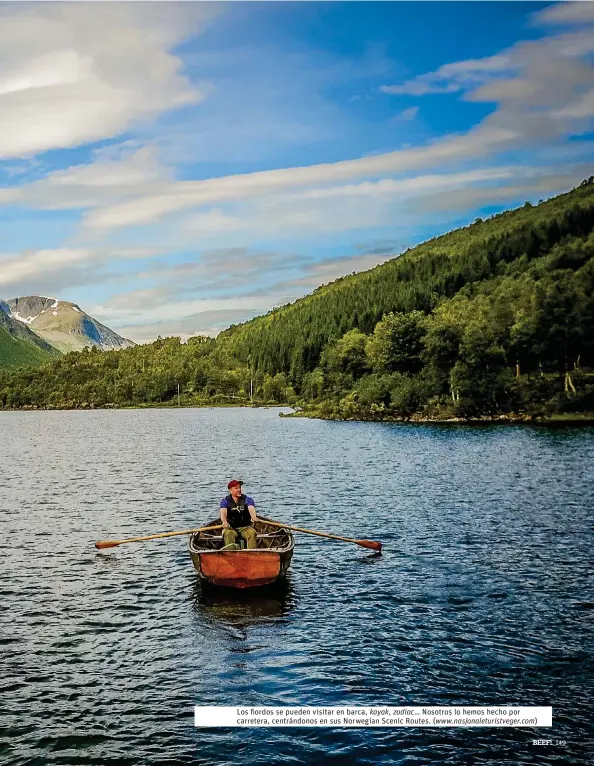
[247,497,258,523]
[219,500,230,527]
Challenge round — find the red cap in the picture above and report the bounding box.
[227,479,243,490]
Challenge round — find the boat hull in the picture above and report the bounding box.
[189,518,294,589]
[190,549,292,588]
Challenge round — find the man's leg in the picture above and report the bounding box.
[239,526,257,549]
[222,528,239,548]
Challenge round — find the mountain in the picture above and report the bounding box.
[0,300,61,369]
[7,296,135,354]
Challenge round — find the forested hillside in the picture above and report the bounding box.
[2,178,593,420]
[218,178,594,380]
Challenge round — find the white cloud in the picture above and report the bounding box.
[0,245,162,292]
[380,24,594,110]
[436,55,512,80]
[0,249,89,288]
[380,82,460,96]
[380,55,511,95]
[114,309,266,343]
[466,78,543,103]
[0,3,217,158]
[133,248,298,292]
[268,252,398,295]
[174,165,572,246]
[395,106,419,121]
[0,146,172,209]
[290,168,516,201]
[92,294,270,329]
[554,89,594,119]
[182,208,246,236]
[407,169,591,214]
[532,2,594,27]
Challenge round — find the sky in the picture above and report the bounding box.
[0,1,593,343]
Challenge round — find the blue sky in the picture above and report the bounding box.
[0,1,593,341]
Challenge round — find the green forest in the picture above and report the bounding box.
[2,177,594,421]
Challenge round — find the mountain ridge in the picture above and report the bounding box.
[6,296,135,355]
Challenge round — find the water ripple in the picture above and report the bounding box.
[0,410,592,764]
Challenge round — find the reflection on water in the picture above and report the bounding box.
[94,550,127,568]
[191,575,295,629]
[357,551,383,564]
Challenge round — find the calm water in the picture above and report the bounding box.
[1,408,592,765]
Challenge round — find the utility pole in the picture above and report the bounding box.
[177,381,181,407]
[248,355,253,404]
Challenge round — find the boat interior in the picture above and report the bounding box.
[191,519,293,552]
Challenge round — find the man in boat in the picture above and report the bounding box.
[219,480,258,550]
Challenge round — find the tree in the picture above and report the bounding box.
[365,311,427,374]
[450,321,509,415]
[301,368,324,400]
[262,373,290,402]
[321,329,369,377]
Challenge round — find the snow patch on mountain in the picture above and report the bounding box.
[14,311,37,324]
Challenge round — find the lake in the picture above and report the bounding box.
[1,408,592,765]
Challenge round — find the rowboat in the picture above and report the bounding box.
[188,517,294,589]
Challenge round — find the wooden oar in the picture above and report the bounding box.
[95,524,224,549]
[265,520,382,551]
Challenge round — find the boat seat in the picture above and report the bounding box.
[197,530,288,551]
[199,533,284,540]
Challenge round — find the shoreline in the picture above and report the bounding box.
[0,401,289,413]
[281,410,594,427]
[2,402,594,426]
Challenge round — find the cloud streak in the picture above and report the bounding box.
[82,128,521,230]
[0,146,171,210]
[0,245,162,294]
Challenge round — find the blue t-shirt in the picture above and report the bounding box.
[219,495,255,509]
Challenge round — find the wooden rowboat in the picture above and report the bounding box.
[188,517,294,589]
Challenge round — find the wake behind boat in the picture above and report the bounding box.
[188,517,294,588]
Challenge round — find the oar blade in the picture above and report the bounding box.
[95,540,120,549]
[357,539,382,551]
